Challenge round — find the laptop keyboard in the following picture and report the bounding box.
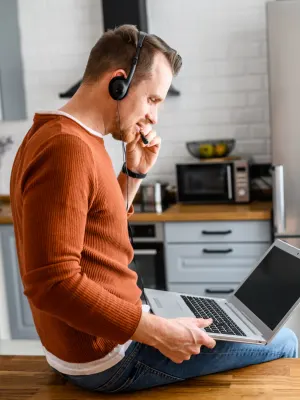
[181,295,246,337]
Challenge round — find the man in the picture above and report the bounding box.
[10,25,297,393]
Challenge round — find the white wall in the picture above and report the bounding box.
[0,0,272,192]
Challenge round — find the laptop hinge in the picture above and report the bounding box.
[225,301,263,337]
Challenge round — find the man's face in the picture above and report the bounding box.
[110,53,173,143]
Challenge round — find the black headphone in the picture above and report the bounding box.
[109,31,147,101]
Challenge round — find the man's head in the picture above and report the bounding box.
[81,25,182,142]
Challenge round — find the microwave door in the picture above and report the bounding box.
[177,164,233,203]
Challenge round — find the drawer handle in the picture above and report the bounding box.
[203,248,233,254]
[202,230,232,235]
[205,289,235,295]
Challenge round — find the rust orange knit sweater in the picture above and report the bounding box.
[10,113,142,363]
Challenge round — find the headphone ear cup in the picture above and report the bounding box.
[109,76,128,100]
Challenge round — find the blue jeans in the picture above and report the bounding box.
[58,328,298,393]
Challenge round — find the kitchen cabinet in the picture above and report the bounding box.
[1,225,38,339]
[0,217,271,340]
[165,220,271,296]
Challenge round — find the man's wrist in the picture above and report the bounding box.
[122,162,147,179]
[131,312,162,346]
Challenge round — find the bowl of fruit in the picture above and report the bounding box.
[186,139,236,159]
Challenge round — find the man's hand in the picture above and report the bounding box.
[126,130,161,175]
[132,312,216,364]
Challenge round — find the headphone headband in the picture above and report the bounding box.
[126,31,146,86]
[109,31,147,101]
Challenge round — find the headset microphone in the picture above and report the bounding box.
[140,132,149,145]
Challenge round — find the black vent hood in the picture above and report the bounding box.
[59,0,180,98]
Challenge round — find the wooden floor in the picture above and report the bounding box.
[1,356,300,399]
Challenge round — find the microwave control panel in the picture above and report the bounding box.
[233,160,250,203]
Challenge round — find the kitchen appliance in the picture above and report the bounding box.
[133,183,169,213]
[128,222,166,290]
[267,0,300,338]
[267,0,300,247]
[249,163,273,202]
[176,159,250,204]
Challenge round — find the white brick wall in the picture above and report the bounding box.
[0,0,272,192]
[147,0,272,184]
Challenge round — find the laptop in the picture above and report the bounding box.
[144,239,300,344]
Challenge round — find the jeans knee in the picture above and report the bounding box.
[279,328,298,358]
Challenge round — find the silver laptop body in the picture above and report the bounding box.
[145,239,300,345]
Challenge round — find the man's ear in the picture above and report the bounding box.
[110,69,127,80]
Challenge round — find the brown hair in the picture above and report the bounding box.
[82,24,182,85]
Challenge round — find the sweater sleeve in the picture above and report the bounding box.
[21,134,142,344]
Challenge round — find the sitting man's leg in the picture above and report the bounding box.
[109,327,298,392]
[63,328,298,393]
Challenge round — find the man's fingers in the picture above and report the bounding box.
[192,345,202,355]
[193,319,216,348]
[199,334,216,349]
[196,318,213,328]
[147,136,161,148]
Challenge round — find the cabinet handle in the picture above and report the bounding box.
[205,289,235,294]
[202,230,232,235]
[203,248,233,254]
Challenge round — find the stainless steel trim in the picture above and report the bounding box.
[273,165,286,235]
[134,249,157,256]
[154,182,162,204]
[155,182,162,213]
[226,165,233,200]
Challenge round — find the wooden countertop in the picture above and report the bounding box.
[0,196,272,224]
[0,356,299,399]
[130,202,272,222]
[0,196,13,224]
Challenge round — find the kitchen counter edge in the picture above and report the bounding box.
[129,202,272,222]
[0,197,272,224]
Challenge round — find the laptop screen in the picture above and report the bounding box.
[235,245,300,330]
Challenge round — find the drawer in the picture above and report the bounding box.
[165,221,271,243]
[168,283,239,298]
[165,243,269,283]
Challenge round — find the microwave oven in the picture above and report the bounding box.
[176,159,250,204]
